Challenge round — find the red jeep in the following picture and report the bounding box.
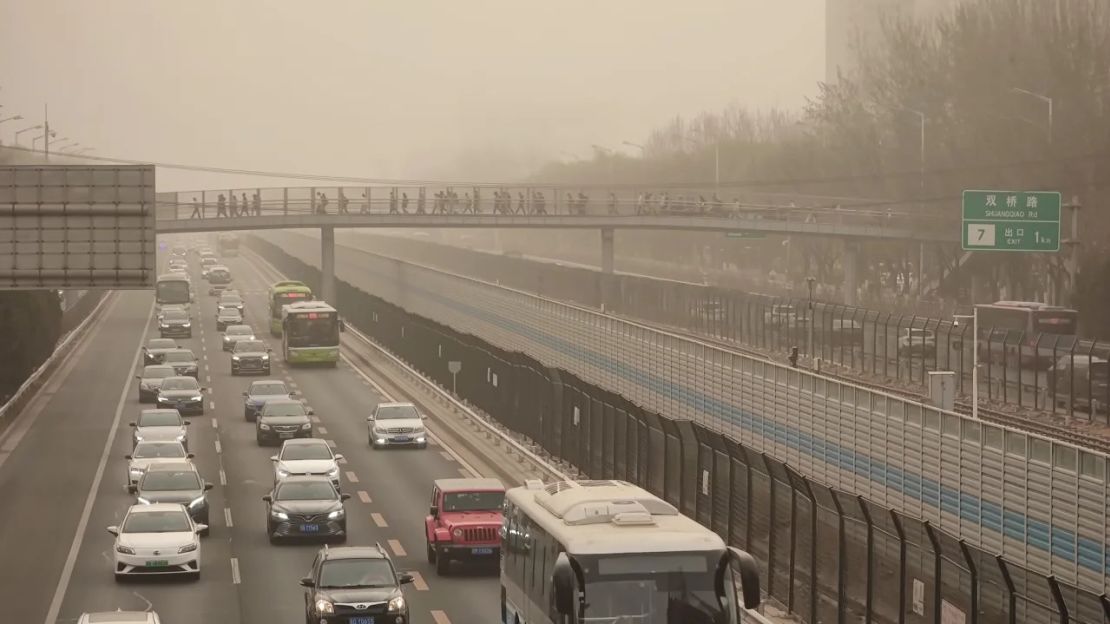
[425,477,505,575]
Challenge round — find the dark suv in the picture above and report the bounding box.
[300,545,413,624]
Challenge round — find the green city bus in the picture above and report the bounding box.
[281,301,340,366]
[267,281,313,336]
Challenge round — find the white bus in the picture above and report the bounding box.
[155,273,192,312]
[976,301,1079,367]
[502,479,763,624]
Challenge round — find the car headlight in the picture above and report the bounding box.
[182,322,191,328]
[388,596,406,612]
[414,426,426,434]
[116,544,136,555]
[326,466,339,478]
[259,423,271,430]
[276,467,290,478]
[136,496,152,505]
[190,395,202,402]
[188,495,205,509]
[134,433,144,441]
[231,355,240,361]
[157,396,170,403]
[159,323,169,329]
[327,509,344,519]
[178,542,198,553]
[129,465,144,476]
[314,598,334,615]
[453,528,463,538]
[260,354,270,360]
[301,423,312,430]
[271,510,289,520]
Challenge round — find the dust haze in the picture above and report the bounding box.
[0,1,823,190]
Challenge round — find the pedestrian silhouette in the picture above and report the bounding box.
[217,194,227,217]
[190,198,202,219]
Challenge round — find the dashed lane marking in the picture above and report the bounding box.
[205,375,211,383]
[357,490,371,503]
[388,539,406,557]
[215,440,222,454]
[224,508,233,528]
[209,401,216,410]
[219,469,227,486]
[231,557,241,584]
[310,416,321,424]
[409,571,429,591]
[430,610,451,624]
[345,471,359,483]
[371,513,388,528]
[318,426,328,435]
[211,419,218,429]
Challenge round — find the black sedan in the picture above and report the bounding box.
[155,376,207,416]
[142,338,178,365]
[230,339,272,376]
[256,399,313,445]
[263,476,349,543]
[161,348,199,378]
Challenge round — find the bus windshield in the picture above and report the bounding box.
[272,291,311,318]
[286,314,338,348]
[575,551,726,624]
[156,280,190,305]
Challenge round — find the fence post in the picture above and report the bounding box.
[831,490,847,624]
[760,453,777,599]
[858,496,874,624]
[1047,576,1069,624]
[957,540,978,624]
[924,522,942,624]
[1100,594,1110,622]
[995,556,1016,624]
[891,510,907,624]
[798,474,818,624]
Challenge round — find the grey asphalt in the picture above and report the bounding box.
[0,250,499,624]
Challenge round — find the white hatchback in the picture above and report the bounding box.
[109,503,204,581]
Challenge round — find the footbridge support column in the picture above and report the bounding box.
[843,241,859,306]
[321,225,336,304]
[600,227,615,274]
[600,227,616,311]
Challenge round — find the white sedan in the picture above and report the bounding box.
[109,503,205,581]
[125,441,194,493]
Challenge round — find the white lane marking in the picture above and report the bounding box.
[310,416,321,423]
[371,512,388,528]
[211,419,218,429]
[339,353,485,477]
[357,490,371,503]
[230,557,241,584]
[224,508,234,528]
[431,610,451,624]
[345,471,359,483]
[387,539,406,557]
[215,440,222,454]
[43,301,155,624]
[439,451,455,462]
[202,355,208,362]
[318,426,328,435]
[209,401,216,410]
[206,374,212,383]
[409,570,429,591]
[219,469,227,486]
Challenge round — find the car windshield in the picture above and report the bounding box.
[162,310,187,321]
[282,444,332,461]
[147,339,176,350]
[220,296,243,305]
[139,411,181,426]
[234,341,267,353]
[163,352,194,363]
[122,510,192,533]
[251,382,288,396]
[275,481,337,501]
[318,559,396,588]
[227,326,252,336]
[141,470,201,491]
[219,310,241,318]
[142,366,175,379]
[161,378,199,391]
[375,404,419,420]
[443,491,505,512]
[133,443,186,459]
[263,402,306,417]
[576,552,725,624]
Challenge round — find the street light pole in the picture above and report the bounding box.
[14,125,42,146]
[954,311,979,420]
[1010,87,1053,144]
[806,276,816,357]
[621,140,645,156]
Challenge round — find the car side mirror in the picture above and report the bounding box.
[242,391,248,397]
[269,455,278,462]
[306,408,315,415]
[334,454,344,460]
[289,390,298,396]
[200,387,209,392]
[399,573,415,585]
[429,505,438,517]
[366,416,374,422]
[106,526,120,537]
[124,454,133,460]
[299,576,315,588]
[204,482,214,491]
[194,524,208,534]
[262,495,273,503]
[341,493,351,501]
[187,453,195,459]
[134,375,141,379]
[184,421,191,426]
[267,347,273,352]
[128,422,137,427]
[421,415,428,420]
[723,547,762,609]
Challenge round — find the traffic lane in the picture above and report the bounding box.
[226,256,499,623]
[0,292,153,624]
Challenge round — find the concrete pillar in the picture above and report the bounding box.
[321,226,336,304]
[843,241,859,306]
[600,227,615,274]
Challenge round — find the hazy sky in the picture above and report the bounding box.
[1,1,825,190]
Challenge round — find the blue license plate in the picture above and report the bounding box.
[300,524,320,533]
[351,618,375,624]
[471,547,494,555]
[393,436,411,443]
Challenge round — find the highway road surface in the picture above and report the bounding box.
[0,249,498,624]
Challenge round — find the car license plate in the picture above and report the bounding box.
[351,618,375,624]
[471,547,494,555]
[393,436,410,443]
[146,559,169,567]
[300,524,320,533]
[279,432,294,438]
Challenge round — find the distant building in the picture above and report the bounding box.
[826,0,959,84]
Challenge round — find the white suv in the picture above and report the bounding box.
[367,402,427,449]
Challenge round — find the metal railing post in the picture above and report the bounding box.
[957,540,978,624]
[831,490,847,624]
[283,187,289,216]
[1047,576,1069,624]
[924,522,942,624]
[996,556,1016,624]
[891,511,907,624]
[858,496,874,624]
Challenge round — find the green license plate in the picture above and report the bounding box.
[146,560,169,567]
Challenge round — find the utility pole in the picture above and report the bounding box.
[43,103,50,161]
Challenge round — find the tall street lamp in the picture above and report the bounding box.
[953,311,979,420]
[1010,87,1053,144]
[621,140,645,156]
[0,114,22,125]
[15,124,42,146]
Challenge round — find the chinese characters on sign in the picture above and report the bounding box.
[961,190,1061,252]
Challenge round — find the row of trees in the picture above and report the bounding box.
[530,0,1110,335]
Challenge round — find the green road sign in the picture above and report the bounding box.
[961,190,1061,252]
[725,231,766,240]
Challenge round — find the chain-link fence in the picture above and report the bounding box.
[249,235,1110,624]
